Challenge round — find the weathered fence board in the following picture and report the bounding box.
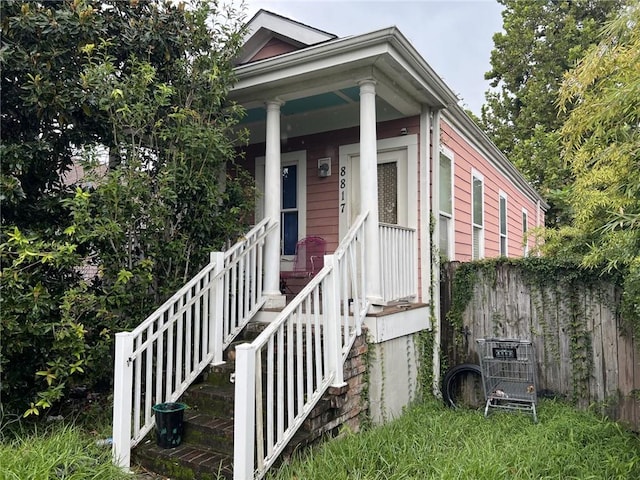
[441,262,640,431]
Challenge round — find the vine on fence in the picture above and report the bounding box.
[445,257,624,402]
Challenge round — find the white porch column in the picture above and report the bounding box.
[263,100,286,308]
[359,79,383,307]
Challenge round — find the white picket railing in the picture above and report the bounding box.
[233,212,370,480]
[111,219,274,469]
[379,223,417,302]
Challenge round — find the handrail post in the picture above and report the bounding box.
[112,331,134,470]
[210,251,225,365]
[234,343,256,480]
[324,256,345,387]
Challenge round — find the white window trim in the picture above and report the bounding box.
[522,207,529,257]
[439,146,455,259]
[471,169,485,260]
[499,190,508,257]
[256,150,307,259]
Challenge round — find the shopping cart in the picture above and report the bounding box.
[476,338,538,422]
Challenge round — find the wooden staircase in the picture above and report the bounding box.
[132,323,265,480]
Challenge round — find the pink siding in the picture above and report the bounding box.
[239,113,542,297]
[440,120,544,261]
[249,37,300,62]
[241,117,420,256]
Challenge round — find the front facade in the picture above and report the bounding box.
[233,10,545,302]
[232,9,546,421]
[111,10,549,477]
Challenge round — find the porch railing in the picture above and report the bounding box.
[111,218,274,469]
[233,212,370,480]
[379,223,417,302]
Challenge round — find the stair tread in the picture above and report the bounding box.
[134,441,233,479]
[187,382,235,395]
[184,411,235,439]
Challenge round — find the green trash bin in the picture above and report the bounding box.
[152,402,187,448]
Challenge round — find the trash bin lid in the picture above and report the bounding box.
[152,402,187,413]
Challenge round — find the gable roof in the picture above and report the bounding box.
[238,9,337,64]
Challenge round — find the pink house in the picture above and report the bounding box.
[233,9,545,307]
[112,10,547,479]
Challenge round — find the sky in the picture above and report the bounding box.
[241,0,505,116]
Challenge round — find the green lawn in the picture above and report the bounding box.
[269,399,640,480]
[1,399,638,479]
[0,423,131,480]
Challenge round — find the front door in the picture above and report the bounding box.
[339,146,409,240]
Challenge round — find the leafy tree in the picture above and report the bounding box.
[543,1,640,333]
[481,0,622,225]
[0,0,253,416]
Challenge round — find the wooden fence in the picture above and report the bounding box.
[440,261,640,430]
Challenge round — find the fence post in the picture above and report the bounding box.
[210,251,225,365]
[233,343,256,480]
[112,331,134,470]
[324,256,345,387]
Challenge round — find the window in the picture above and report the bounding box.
[522,208,529,256]
[255,151,307,256]
[471,171,484,260]
[281,164,298,255]
[439,150,453,258]
[378,161,398,224]
[499,192,508,257]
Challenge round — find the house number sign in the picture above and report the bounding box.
[340,165,347,214]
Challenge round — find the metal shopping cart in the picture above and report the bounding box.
[476,338,538,422]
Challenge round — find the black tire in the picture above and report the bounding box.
[442,363,483,409]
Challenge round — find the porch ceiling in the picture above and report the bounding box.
[230,27,459,144]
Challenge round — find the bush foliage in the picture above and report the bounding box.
[0,0,253,416]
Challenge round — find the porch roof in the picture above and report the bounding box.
[229,26,459,141]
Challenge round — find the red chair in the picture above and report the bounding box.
[280,236,326,293]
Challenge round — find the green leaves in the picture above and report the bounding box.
[481,0,623,226]
[544,1,640,338]
[1,0,253,417]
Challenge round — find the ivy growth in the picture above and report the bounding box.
[445,256,625,402]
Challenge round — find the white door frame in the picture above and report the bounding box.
[338,135,418,240]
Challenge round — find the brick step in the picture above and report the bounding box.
[200,361,236,387]
[183,411,235,455]
[182,383,236,418]
[132,324,367,480]
[133,439,233,480]
[233,320,270,343]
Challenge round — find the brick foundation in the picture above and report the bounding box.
[282,331,369,458]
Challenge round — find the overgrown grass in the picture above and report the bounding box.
[270,399,640,479]
[0,423,132,480]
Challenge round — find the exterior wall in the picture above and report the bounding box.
[364,304,430,423]
[439,119,544,261]
[241,116,421,255]
[248,37,300,62]
[368,332,421,424]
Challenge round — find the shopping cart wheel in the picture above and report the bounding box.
[442,363,483,409]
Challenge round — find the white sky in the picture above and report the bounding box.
[240,0,504,115]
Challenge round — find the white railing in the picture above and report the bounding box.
[233,213,370,480]
[112,219,275,469]
[379,223,417,302]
